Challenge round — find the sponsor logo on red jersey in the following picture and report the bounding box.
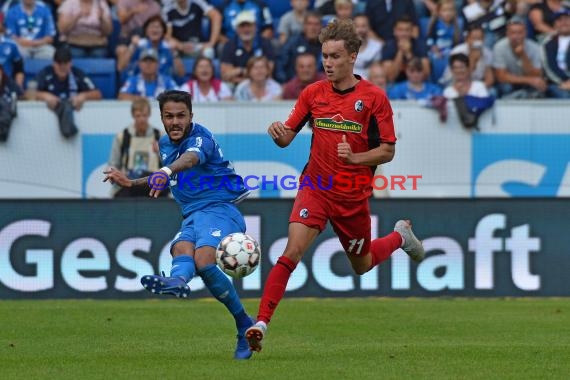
[313,114,363,133]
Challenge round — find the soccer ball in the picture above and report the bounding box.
[216,233,261,279]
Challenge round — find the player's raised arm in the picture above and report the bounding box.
[104,167,170,198]
[103,167,139,188]
[164,151,200,174]
[268,121,296,147]
[103,167,156,189]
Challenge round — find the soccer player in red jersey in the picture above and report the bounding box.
[245,19,426,353]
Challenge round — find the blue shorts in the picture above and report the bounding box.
[170,203,246,252]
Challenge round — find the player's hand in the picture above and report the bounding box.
[149,177,167,198]
[103,167,132,187]
[268,121,288,140]
[337,135,355,164]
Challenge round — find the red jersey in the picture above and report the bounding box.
[285,78,397,201]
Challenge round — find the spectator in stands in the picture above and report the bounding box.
[118,48,177,100]
[118,15,184,79]
[315,0,361,17]
[440,25,494,89]
[115,0,161,67]
[0,15,24,89]
[353,14,382,79]
[493,16,546,98]
[528,0,567,42]
[418,0,437,15]
[234,56,281,101]
[107,97,166,197]
[333,0,354,21]
[382,16,430,83]
[275,11,322,83]
[313,0,334,16]
[35,46,102,138]
[366,0,418,42]
[425,0,462,62]
[162,0,222,59]
[444,52,489,98]
[4,0,56,59]
[388,57,443,100]
[179,56,234,102]
[368,61,388,90]
[461,0,513,49]
[57,0,113,58]
[219,0,274,42]
[0,64,21,142]
[542,9,570,98]
[220,10,275,86]
[282,52,326,99]
[277,0,309,45]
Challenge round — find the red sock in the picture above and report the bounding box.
[369,231,402,269]
[257,256,297,324]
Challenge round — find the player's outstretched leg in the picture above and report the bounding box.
[140,255,195,298]
[394,220,425,262]
[197,264,254,360]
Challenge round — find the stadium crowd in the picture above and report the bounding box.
[1,0,569,106]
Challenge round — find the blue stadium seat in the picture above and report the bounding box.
[430,55,448,84]
[23,59,51,86]
[108,18,122,57]
[267,0,292,19]
[209,0,225,9]
[419,16,431,39]
[24,58,118,99]
[202,17,211,41]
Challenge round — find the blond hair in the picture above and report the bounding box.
[131,97,151,115]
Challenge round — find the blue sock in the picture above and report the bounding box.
[170,255,196,283]
[198,264,251,330]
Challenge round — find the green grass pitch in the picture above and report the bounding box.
[1,298,569,379]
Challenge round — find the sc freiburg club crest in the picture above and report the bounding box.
[354,100,364,112]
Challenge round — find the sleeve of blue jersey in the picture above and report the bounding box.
[181,135,214,165]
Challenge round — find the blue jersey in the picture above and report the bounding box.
[129,39,174,76]
[160,122,249,217]
[5,1,56,40]
[220,0,273,41]
[388,81,443,101]
[0,35,23,78]
[119,73,177,99]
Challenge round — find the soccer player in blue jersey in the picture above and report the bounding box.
[103,90,254,360]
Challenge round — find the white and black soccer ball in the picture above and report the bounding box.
[216,233,261,279]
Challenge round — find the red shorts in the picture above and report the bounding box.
[289,189,371,256]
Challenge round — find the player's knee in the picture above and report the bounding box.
[194,255,214,270]
[350,262,370,276]
[171,241,195,257]
[353,266,369,276]
[282,247,304,263]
